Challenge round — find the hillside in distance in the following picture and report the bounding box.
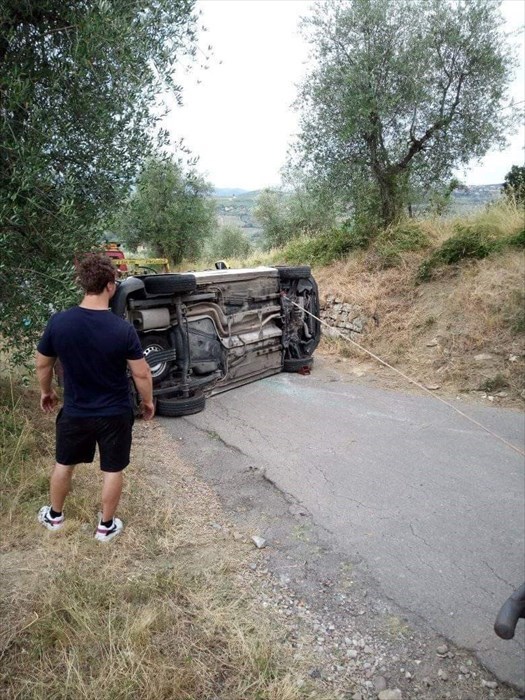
[212,184,505,245]
[214,189,263,244]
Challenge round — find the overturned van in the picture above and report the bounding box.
[110,265,321,417]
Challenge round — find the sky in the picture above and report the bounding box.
[166,0,525,191]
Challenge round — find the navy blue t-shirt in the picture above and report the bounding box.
[37,306,144,417]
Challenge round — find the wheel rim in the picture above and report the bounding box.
[143,344,167,378]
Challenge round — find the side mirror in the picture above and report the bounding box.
[215,260,228,270]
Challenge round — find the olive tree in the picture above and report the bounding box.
[254,181,339,250]
[253,189,291,249]
[293,0,519,231]
[208,224,253,260]
[502,165,525,205]
[114,156,216,264]
[0,0,198,358]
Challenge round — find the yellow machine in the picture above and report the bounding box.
[104,242,170,276]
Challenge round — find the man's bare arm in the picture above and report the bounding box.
[36,351,58,412]
[127,357,155,420]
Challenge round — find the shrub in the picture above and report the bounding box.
[208,224,253,260]
[417,224,500,280]
[502,165,525,205]
[281,227,362,266]
[435,225,498,262]
[479,374,510,392]
[374,220,430,267]
[379,221,429,251]
[507,229,525,248]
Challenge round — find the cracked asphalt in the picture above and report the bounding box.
[161,360,525,690]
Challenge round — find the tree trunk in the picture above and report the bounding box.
[377,171,402,228]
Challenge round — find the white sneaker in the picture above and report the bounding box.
[38,505,64,531]
[95,517,123,542]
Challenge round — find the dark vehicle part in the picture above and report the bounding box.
[494,583,525,640]
[141,334,172,382]
[283,357,314,373]
[279,266,321,366]
[110,265,322,417]
[156,392,206,417]
[143,273,196,295]
[276,265,312,280]
[110,276,145,318]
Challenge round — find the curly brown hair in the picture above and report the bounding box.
[77,253,117,294]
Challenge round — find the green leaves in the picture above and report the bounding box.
[293,0,518,229]
[208,225,253,260]
[113,156,216,264]
[502,165,525,205]
[253,182,339,250]
[0,1,199,360]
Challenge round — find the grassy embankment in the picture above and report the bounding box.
[0,377,329,699]
[204,198,525,402]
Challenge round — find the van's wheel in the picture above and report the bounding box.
[156,392,206,417]
[143,274,196,295]
[276,265,311,280]
[283,356,314,373]
[141,334,171,382]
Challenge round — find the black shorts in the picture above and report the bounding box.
[56,410,134,472]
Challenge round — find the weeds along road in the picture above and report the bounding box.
[161,358,525,690]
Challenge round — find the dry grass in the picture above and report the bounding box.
[312,201,524,400]
[316,246,525,400]
[180,201,524,400]
[0,379,330,700]
[415,197,525,246]
[3,562,304,699]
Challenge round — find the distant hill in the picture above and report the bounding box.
[450,183,502,213]
[210,184,504,244]
[213,188,251,197]
[212,190,263,244]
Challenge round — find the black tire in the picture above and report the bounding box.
[141,334,171,382]
[156,392,206,417]
[276,265,311,280]
[283,356,314,373]
[144,274,196,295]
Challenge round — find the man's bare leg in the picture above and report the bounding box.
[101,471,123,522]
[50,463,74,513]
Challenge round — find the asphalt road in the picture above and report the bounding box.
[163,365,525,689]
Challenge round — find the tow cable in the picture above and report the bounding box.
[285,295,525,458]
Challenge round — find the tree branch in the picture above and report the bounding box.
[396,72,465,173]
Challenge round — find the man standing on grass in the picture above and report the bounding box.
[35,253,154,541]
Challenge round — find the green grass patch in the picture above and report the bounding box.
[0,381,54,523]
[417,223,524,281]
[417,198,525,281]
[281,227,362,266]
[373,220,430,267]
[478,374,510,393]
[507,228,525,248]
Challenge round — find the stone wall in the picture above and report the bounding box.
[320,296,369,339]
